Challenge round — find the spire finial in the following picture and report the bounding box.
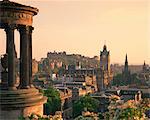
[125,53,128,63]
[103,40,107,50]
[144,60,146,66]
[143,60,147,71]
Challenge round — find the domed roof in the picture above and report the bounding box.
[0,0,38,15]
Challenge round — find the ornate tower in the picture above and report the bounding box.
[0,0,47,119]
[100,45,110,72]
[97,44,113,92]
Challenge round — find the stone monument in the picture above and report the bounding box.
[0,0,47,119]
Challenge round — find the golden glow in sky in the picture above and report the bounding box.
[0,0,149,64]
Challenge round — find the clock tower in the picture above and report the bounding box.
[96,44,113,91]
[100,45,110,72]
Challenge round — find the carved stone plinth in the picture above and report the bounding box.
[0,88,47,120]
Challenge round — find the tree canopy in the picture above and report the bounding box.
[73,95,100,118]
[42,87,61,115]
[112,73,142,86]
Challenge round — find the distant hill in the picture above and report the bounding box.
[47,51,99,68]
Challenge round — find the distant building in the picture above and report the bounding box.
[66,64,95,77]
[72,87,90,102]
[97,45,113,91]
[91,93,111,113]
[32,59,38,75]
[72,75,97,92]
[138,61,150,86]
[119,89,142,102]
[58,87,72,119]
[76,61,81,70]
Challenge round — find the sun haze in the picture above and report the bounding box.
[0,0,149,65]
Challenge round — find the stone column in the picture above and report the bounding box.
[5,25,16,90]
[0,54,8,89]
[19,25,30,89]
[29,26,34,87]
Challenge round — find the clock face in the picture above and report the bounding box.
[103,55,106,58]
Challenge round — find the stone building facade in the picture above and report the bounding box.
[32,59,39,75]
[138,61,150,86]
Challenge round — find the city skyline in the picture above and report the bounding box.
[0,0,149,65]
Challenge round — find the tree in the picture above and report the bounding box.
[113,73,141,86]
[130,73,142,85]
[73,95,100,118]
[105,99,150,120]
[112,74,123,86]
[42,87,61,115]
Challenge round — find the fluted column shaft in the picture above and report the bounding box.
[19,25,30,89]
[5,25,16,90]
[29,26,34,87]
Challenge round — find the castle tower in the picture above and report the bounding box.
[97,44,113,92]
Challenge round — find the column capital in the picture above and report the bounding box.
[29,26,34,33]
[18,25,29,34]
[4,24,16,32]
[18,25,34,34]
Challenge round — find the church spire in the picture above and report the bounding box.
[125,54,128,65]
[144,60,146,66]
[124,54,128,71]
[143,60,147,72]
[122,54,131,85]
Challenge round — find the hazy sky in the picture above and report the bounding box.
[0,0,149,65]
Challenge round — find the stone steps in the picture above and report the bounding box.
[0,88,47,110]
[0,93,43,103]
[1,96,47,110]
[0,90,39,98]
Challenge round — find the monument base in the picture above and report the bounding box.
[0,88,47,120]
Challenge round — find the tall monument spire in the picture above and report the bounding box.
[125,54,128,65]
[124,54,129,71]
[143,60,147,72]
[122,53,131,85]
